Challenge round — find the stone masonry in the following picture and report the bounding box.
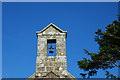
[28,23,76,79]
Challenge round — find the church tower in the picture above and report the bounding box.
[29,23,76,79]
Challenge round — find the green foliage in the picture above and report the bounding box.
[78,19,120,78]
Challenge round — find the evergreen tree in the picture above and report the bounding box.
[78,18,120,78]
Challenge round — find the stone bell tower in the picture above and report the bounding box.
[29,23,76,79]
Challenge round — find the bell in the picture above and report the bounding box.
[49,46,54,53]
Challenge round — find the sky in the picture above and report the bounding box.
[2,2,119,78]
[1,0,120,2]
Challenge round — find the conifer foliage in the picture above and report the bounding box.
[78,19,120,78]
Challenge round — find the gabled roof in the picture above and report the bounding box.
[36,23,67,34]
[43,71,60,78]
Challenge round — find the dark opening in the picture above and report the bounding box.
[47,39,56,56]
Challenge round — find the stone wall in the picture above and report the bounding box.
[28,24,76,79]
[36,26,67,77]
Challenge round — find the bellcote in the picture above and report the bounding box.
[28,23,76,79]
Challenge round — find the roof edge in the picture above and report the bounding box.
[36,23,67,34]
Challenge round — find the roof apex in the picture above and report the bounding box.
[43,71,60,78]
[36,23,67,34]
